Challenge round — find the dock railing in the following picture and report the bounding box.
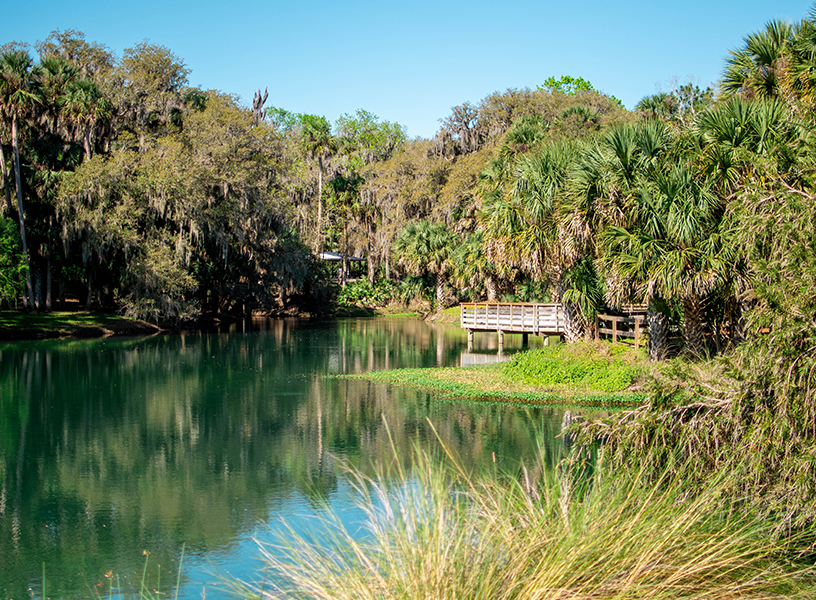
[460,302,566,335]
[594,313,647,348]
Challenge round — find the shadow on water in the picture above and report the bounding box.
[0,317,570,598]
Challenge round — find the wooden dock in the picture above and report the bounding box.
[460,302,649,350]
[459,302,565,350]
[460,302,565,334]
[595,313,647,348]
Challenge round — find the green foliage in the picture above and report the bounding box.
[540,75,596,95]
[336,279,395,308]
[267,105,301,133]
[500,279,550,303]
[540,75,623,106]
[581,177,816,534]
[396,275,431,304]
[335,108,406,166]
[504,342,646,392]
[0,215,25,306]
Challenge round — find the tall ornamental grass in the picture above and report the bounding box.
[224,436,813,600]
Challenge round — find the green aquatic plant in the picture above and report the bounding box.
[503,341,647,392]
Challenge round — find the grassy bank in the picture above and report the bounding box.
[348,341,651,408]
[225,441,816,599]
[0,310,161,340]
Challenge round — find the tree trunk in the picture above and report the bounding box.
[367,221,375,284]
[33,265,42,310]
[11,117,35,309]
[485,274,498,301]
[342,221,349,285]
[435,271,445,308]
[0,146,13,214]
[45,256,52,311]
[682,294,707,357]
[86,268,93,309]
[647,295,670,361]
[557,280,585,343]
[83,124,92,162]
[316,155,324,251]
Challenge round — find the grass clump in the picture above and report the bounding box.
[349,341,650,408]
[352,362,643,408]
[503,341,647,392]
[225,436,814,600]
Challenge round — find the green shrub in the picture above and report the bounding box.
[337,279,395,308]
[503,342,645,392]
[0,215,25,307]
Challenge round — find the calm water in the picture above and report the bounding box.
[0,317,567,599]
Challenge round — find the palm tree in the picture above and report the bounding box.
[61,77,111,161]
[38,56,79,135]
[299,114,333,250]
[569,120,675,358]
[723,19,796,100]
[450,230,500,300]
[393,219,456,307]
[479,140,590,340]
[599,163,726,358]
[0,51,42,308]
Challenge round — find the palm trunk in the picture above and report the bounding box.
[342,221,349,285]
[435,271,445,308]
[367,221,375,284]
[682,294,707,357]
[86,268,93,309]
[316,155,323,251]
[557,280,585,343]
[45,256,52,311]
[83,124,92,161]
[11,117,35,309]
[0,146,13,214]
[485,273,498,301]
[647,295,670,361]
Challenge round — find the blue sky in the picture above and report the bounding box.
[3,0,813,138]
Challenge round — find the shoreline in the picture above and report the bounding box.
[0,305,429,342]
[0,310,163,341]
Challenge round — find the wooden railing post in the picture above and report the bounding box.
[612,317,618,344]
[634,316,641,349]
[595,315,599,341]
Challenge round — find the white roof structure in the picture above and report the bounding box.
[318,252,364,262]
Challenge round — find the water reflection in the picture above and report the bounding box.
[0,318,563,598]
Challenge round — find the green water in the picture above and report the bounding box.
[0,317,566,598]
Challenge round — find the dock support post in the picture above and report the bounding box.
[467,329,474,352]
[497,330,504,353]
[522,332,529,347]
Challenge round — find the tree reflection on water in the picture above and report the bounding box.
[0,317,566,598]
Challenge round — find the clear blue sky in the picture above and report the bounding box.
[3,0,813,139]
